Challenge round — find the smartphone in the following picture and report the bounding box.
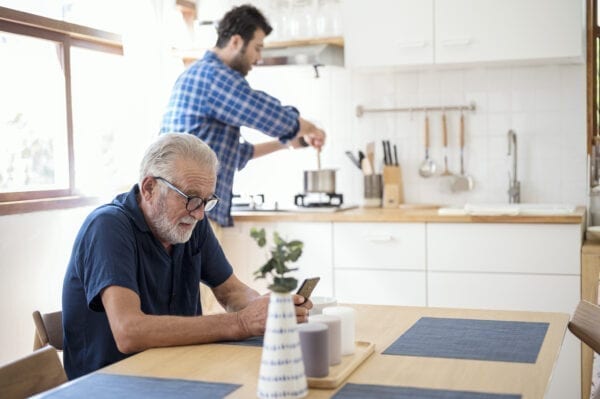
[296,277,320,300]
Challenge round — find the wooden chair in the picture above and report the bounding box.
[0,345,67,399]
[568,300,600,354]
[32,310,63,351]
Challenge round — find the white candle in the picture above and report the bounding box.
[322,306,355,355]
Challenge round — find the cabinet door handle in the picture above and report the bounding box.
[365,235,395,242]
[440,38,472,47]
[397,41,428,48]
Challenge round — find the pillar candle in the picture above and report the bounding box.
[297,322,329,378]
[309,314,342,365]
[322,306,355,355]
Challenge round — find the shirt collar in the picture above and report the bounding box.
[112,184,151,233]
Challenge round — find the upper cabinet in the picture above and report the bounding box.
[342,0,434,68]
[435,0,583,64]
[342,0,584,68]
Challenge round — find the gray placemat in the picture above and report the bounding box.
[219,335,264,347]
[33,373,241,398]
[332,383,521,399]
[383,317,548,363]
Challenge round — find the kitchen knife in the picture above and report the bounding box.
[381,140,390,166]
[345,150,361,169]
[358,150,365,169]
[384,140,393,166]
[393,144,399,166]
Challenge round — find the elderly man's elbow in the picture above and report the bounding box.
[112,322,144,354]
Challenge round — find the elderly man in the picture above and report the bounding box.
[62,133,311,379]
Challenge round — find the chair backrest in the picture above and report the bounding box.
[568,300,600,354]
[0,345,67,399]
[32,310,63,351]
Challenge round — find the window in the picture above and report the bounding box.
[0,1,196,214]
[0,5,123,213]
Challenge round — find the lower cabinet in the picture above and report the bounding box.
[427,222,582,399]
[224,219,582,399]
[335,269,426,306]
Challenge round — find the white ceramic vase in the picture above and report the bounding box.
[257,292,308,399]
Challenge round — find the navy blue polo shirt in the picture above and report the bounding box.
[62,184,233,380]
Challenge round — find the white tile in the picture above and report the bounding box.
[488,91,512,113]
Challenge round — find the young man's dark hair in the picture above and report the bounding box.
[215,4,273,48]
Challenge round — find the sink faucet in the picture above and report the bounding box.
[507,130,520,203]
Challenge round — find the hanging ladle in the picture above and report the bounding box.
[419,113,437,177]
[451,112,475,191]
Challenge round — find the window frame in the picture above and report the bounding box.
[0,6,123,215]
[589,0,599,187]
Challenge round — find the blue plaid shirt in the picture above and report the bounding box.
[160,51,300,227]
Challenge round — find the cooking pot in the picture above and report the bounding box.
[303,169,337,194]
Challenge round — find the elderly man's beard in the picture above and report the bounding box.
[151,192,197,244]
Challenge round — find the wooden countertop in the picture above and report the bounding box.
[232,206,586,224]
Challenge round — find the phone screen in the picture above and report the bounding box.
[296,277,320,300]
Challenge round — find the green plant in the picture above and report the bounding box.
[251,227,303,293]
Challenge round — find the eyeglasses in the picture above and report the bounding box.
[153,176,219,212]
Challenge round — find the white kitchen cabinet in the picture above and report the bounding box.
[342,0,583,68]
[333,222,426,270]
[220,221,334,297]
[342,0,434,68]
[435,0,583,64]
[332,222,427,305]
[335,269,426,305]
[427,223,581,275]
[427,222,582,399]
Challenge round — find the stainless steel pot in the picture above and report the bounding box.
[303,169,337,194]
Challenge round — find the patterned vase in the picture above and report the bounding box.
[257,292,308,399]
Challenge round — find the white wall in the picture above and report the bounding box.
[0,61,587,365]
[238,62,587,207]
[0,207,94,365]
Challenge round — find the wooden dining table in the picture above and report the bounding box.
[98,304,568,399]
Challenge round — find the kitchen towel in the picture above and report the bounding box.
[332,383,521,399]
[32,373,241,398]
[219,335,264,347]
[383,317,548,363]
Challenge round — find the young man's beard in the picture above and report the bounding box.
[230,46,251,76]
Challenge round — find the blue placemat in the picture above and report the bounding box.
[219,335,264,347]
[332,383,521,399]
[33,373,241,398]
[383,317,548,363]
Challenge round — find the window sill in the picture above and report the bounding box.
[0,196,101,216]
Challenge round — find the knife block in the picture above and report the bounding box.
[382,165,404,208]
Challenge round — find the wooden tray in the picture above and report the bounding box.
[307,341,375,389]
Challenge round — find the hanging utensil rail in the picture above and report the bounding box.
[355,102,476,117]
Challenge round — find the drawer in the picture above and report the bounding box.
[334,269,426,306]
[428,271,580,314]
[427,223,581,274]
[333,223,426,270]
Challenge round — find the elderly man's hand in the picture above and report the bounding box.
[293,294,312,323]
[236,294,269,337]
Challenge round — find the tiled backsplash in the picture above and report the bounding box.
[236,63,587,208]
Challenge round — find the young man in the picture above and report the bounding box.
[62,134,311,379]
[160,4,326,227]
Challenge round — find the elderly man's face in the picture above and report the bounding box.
[146,159,216,247]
